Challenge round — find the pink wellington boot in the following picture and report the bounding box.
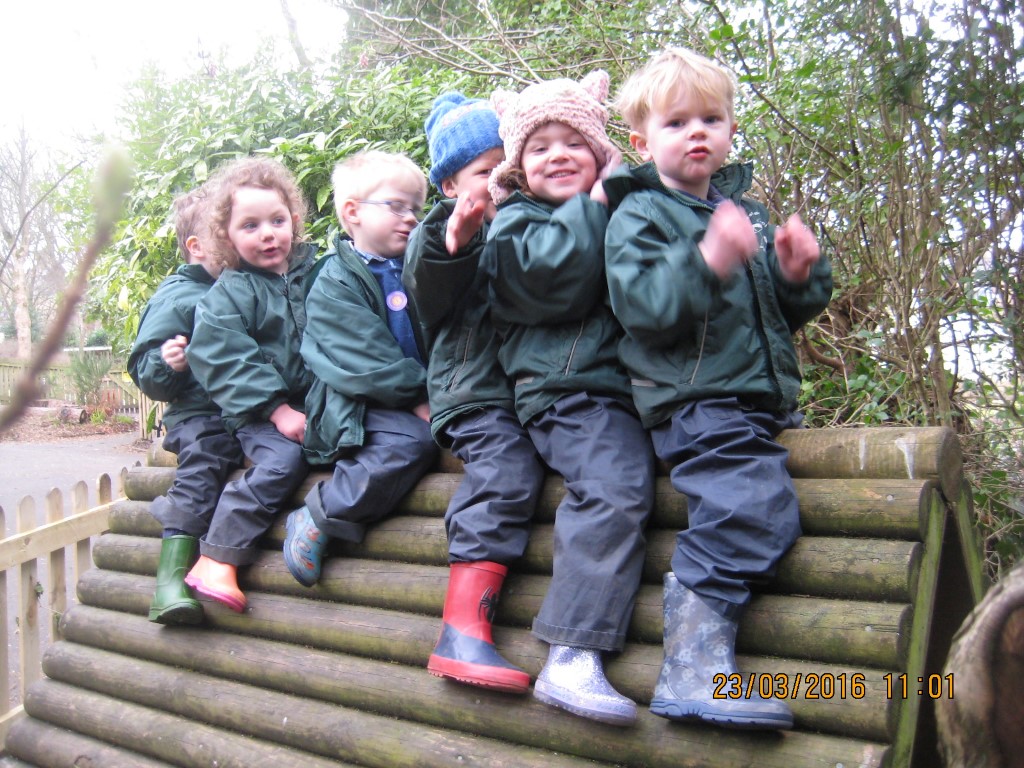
[184,555,247,613]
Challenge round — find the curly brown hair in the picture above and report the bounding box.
[171,186,209,263]
[205,156,309,270]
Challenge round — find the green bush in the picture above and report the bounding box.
[85,329,110,347]
[67,351,113,407]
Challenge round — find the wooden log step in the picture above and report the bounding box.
[76,565,909,671]
[778,426,962,501]
[59,603,895,743]
[3,715,178,768]
[94,515,922,603]
[22,678,356,768]
[120,468,937,542]
[49,618,889,767]
[42,642,646,768]
[147,426,961,491]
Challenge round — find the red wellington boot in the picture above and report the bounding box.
[427,561,530,693]
[184,555,247,613]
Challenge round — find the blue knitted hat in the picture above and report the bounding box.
[425,92,503,188]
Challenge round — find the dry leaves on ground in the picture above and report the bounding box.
[0,407,138,443]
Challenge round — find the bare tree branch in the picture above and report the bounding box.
[0,160,85,278]
[0,149,132,435]
[279,0,314,69]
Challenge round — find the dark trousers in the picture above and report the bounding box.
[201,422,309,566]
[650,398,804,621]
[528,392,654,652]
[151,414,245,537]
[305,408,437,543]
[444,406,545,564]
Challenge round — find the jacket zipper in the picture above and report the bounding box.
[689,310,709,385]
[564,320,585,375]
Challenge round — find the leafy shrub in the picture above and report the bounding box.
[67,351,113,407]
[85,328,110,347]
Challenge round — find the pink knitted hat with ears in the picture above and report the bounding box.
[488,70,622,204]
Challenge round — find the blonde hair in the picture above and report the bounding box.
[615,47,736,131]
[206,156,309,270]
[331,150,427,230]
[172,186,209,263]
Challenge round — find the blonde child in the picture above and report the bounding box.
[127,187,244,624]
[404,93,545,693]
[184,156,316,612]
[282,150,437,587]
[605,47,832,729]
[482,71,655,725]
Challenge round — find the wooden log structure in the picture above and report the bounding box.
[936,558,1024,767]
[1,427,988,767]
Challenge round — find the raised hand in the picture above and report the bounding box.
[698,201,758,279]
[446,195,488,255]
[775,214,820,283]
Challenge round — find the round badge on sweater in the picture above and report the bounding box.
[387,291,408,311]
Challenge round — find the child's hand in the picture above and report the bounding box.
[412,402,431,422]
[446,195,488,255]
[775,214,820,283]
[270,403,307,443]
[698,201,758,279]
[589,179,608,207]
[160,335,189,372]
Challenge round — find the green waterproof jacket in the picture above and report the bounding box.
[403,200,515,446]
[484,191,633,424]
[127,263,220,430]
[301,234,428,465]
[187,244,316,434]
[604,162,833,428]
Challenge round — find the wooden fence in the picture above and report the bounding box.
[0,361,162,440]
[0,361,141,415]
[0,471,129,746]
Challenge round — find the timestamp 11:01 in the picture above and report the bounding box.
[883,673,954,699]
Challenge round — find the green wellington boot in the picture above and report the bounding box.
[149,535,204,625]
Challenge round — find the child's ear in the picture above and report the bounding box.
[339,198,360,227]
[292,212,301,232]
[184,235,203,262]
[629,131,652,161]
[440,178,458,198]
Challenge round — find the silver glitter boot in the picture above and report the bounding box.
[533,645,637,726]
[650,572,793,729]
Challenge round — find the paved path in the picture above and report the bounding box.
[0,433,149,532]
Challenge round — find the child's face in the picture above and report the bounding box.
[629,88,736,199]
[344,183,423,259]
[521,122,598,206]
[227,186,297,275]
[441,146,504,222]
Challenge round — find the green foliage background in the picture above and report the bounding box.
[72,0,1023,574]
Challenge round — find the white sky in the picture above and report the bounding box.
[1,0,348,150]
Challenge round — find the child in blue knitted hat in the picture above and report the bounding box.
[282,150,438,587]
[403,93,546,694]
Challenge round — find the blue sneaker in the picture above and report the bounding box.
[283,506,328,587]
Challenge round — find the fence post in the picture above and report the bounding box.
[71,482,91,589]
[0,506,8,715]
[17,498,40,699]
[46,489,67,642]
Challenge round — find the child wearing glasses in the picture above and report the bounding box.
[283,150,438,587]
